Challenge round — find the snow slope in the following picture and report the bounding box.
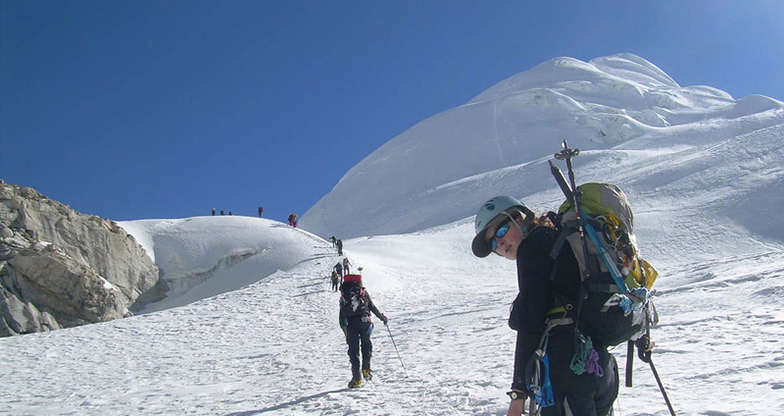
[1,217,783,415]
[2,53,784,415]
[117,216,330,312]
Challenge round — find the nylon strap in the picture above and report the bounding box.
[550,220,579,260]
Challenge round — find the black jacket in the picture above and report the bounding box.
[339,287,384,327]
[510,226,581,391]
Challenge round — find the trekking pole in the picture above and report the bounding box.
[385,324,409,378]
[549,160,573,201]
[648,358,677,416]
[554,140,595,280]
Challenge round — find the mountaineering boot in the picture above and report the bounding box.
[362,369,373,381]
[348,379,362,388]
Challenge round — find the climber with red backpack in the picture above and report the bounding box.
[339,270,388,388]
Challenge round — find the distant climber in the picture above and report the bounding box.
[343,257,352,276]
[331,270,341,292]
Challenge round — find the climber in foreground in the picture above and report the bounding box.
[471,196,619,416]
[339,269,388,388]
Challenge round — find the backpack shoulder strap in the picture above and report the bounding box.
[549,218,581,260]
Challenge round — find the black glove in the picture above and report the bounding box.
[635,336,653,363]
[381,314,388,325]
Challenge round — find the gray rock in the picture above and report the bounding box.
[0,183,166,336]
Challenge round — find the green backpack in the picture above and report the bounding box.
[550,182,658,346]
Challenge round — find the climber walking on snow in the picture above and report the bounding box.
[342,257,352,275]
[470,141,664,416]
[471,195,620,415]
[339,271,388,388]
[331,270,341,292]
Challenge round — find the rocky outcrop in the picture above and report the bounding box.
[0,183,165,336]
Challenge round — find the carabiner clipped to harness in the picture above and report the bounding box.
[527,350,555,408]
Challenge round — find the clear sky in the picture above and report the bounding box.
[2,1,783,223]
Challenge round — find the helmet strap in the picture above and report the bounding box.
[501,210,530,240]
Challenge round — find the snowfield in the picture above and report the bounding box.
[2,54,784,415]
[2,219,783,415]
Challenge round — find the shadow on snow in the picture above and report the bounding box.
[224,388,350,415]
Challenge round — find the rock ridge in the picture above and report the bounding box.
[0,183,165,336]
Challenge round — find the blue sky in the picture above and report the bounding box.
[2,1,783,224]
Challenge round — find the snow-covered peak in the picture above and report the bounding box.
[469,54,680,105]
[301,54,784,240]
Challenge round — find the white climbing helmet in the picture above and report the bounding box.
[471,195,533,258]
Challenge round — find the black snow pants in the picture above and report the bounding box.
[540,331,619,416]
[345,315,374,380]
